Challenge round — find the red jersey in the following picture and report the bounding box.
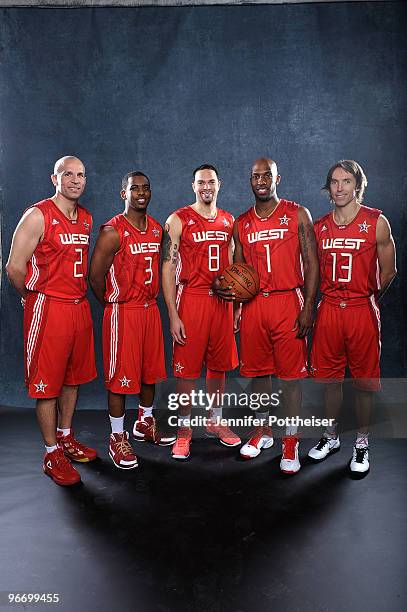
[237,200,303,292]
[103,213,162,303]
[315,205,381,299]
[175,206,233,289]
[25,198,92,299]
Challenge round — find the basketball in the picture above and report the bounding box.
[219,263,260,302]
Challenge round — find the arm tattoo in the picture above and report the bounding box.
[171,243,178,266]
[299,222,317,262]
[298,222,308,260]
[162,230,172,262]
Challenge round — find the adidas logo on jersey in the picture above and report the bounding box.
[321,225,327,231]
[52,219,59,225]
[187,219,195,226]
[124,231,130,237]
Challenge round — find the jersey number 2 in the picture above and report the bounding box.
[74,248,83,278]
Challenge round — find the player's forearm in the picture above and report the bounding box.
[377,269,397,301]
[162,264,178,318]
[302,261,319,309]
[5,264,27,298]
[89,276,106,306]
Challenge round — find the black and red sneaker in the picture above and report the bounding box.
[133,416,176,446]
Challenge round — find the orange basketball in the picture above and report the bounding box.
[219,263,260,302]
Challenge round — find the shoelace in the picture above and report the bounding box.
[316,437,329,450]
[354,446,368,463]
[54,449,73,469]
[114,434,134,456]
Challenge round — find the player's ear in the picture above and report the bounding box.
[276,174,281,185]
[120,189,126,201]
[218,179,221,190]
[51,174,57,187]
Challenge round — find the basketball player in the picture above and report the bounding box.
[162,164,240,459]
[6,156,97,486]
[216,157,319,474]
[89,172,174,470]
[308,160,396,474]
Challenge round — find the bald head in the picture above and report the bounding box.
[51,156,87,202]
[53,156,85,175]
[252,157,278,176]
[250,157,280,203]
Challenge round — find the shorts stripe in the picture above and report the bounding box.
[295,287,304,309]
[176,283,184,310]
[26,292,45,377]
[109,303,119,380]
[369,294,382,357]
[108,265,120,302]
[26,254,39,291]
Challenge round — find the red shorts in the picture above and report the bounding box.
[310,295,381,391]
[103,300,166,394]
[173,287,238,378]
[24,292,97,398]
[240,289,308,379]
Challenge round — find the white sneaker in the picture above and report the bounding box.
[280,436,301,474]
[350,445,369,474]
[240,426,274,459]
[308,436,340,461]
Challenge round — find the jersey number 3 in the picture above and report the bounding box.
[331,252,352,283]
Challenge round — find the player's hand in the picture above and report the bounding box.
[211,275,235,302]
[293,305,314,338]
[233,303,242,333]
[170,314,187,345]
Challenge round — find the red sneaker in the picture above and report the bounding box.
[43,447,81,486]
[240,425,274,459]
[133,416,176,446]
[109,432,138,470]
[57,430,97,463]
[205,419,241,447]
[280,436,301,474]
[172,427,192,460]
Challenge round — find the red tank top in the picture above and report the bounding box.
[25,198,92,299]
[102,213,162,303]
[315,204,381,299]
[237,200,304,292]
[175,206,234,289]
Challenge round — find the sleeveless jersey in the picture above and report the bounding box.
[103,213,162,303]
[25,198,92,299]
[175,206,234,289]
[315,205,381,299]
[237,200,303,292]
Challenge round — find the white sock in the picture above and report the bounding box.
[356,432,369,448]
[179,414,192,428]
[286,425,298,436]
[209,407,222,420]
[57,427,70,437]
[45,444,58,453]
[110,415,124,434]
[139,405,153,419]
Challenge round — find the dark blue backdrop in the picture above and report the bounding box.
[1,2,406,407]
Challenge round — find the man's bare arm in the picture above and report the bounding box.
[161,213,186,344]
[376,214,397,301]
[89,227,120,306]
[6,208,44,298]
[296,206,319,338]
